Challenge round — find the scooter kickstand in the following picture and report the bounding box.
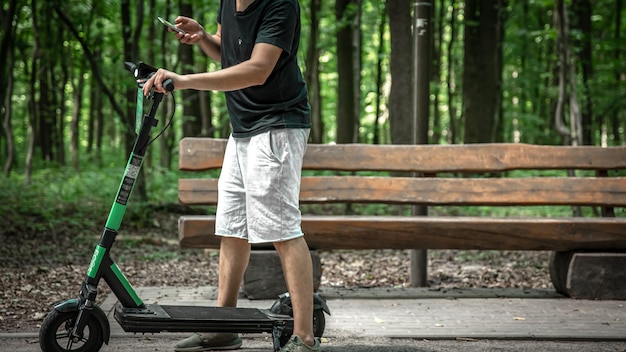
[271,323,285,352]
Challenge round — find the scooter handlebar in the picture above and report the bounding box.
[125,61,175,92]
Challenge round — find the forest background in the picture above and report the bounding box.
[1,0,625,236]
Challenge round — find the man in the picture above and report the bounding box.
[142,1,320,351]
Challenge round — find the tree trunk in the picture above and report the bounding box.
[57,44,68,166]
[305,0,323,143]
[430,0,444,144]
[554,0,582,146]
[3,44,15,177]
[159,1,174,169]
[353,0,362,143]
[86,62,104,166]
[613,0,623,144]
[179,1,203,138]
[493,1,507,143]
[462,0,505,144]
[0,0,19,144]
[446,1,458,144]
[198,59,213,138]
[386,0,413,145]
[335,0,357,144]
[572,0,593,145]
[373,2,386,145]
[37,2,58,163]
[70,64,85,172]
[26,0,40,184]
[121,0,148,201]
[121,0,137,155]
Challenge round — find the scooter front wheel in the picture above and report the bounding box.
[39,309,104,352]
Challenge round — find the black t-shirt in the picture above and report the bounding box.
[218,0,311,137]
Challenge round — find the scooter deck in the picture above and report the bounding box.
[115,304,292,334]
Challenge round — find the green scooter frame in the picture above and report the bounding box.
[38,62,330,352]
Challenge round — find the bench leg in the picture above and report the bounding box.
[242,250,322,300]
[550,251,626,300]
[548,251,574,295]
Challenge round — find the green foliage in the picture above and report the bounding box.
[1,0,625,213]
[0,161,183,235]
[1,171,105,235]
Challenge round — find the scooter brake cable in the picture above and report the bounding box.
[146,93,176,147]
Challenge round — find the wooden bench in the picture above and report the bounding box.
[177,138,626,299]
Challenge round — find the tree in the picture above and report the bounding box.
[611,0,623,144]
[178,0,203,139]
[304,0,324,144]
[386,0,413,145]
[571,0,593,145]
[1,0,19,176]
[372,1,387,145]
[335,0,358,143]
[35,1,61,164]
[462,0,506,143]
[554,0,582,146]
[445,0,460,144]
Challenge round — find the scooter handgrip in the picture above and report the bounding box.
[163,78,175,92]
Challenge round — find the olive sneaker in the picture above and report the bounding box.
[279,335,322,352]
[174,332,242,351]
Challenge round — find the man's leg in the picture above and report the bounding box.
[174,239,250,352]
[217,237,251,307]
[173,236,249,351]
[274,237,315,346]
[215,135,251,307]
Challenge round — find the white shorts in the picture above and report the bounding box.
[215,128,310,244]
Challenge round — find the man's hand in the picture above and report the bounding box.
[142,68,181,96]
[172,16,206,45]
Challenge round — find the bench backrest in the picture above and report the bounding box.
[178,138,626,210]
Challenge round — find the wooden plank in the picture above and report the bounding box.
[303,144,626,172]
[179,138,227,171]
[178,178,218,205]
[179,176,626,206]
[179,138,626,172]
[178,215,626,251]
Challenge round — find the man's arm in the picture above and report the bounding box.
[196,24,222,62]
[180,43,281,91]
[143,42,282,95]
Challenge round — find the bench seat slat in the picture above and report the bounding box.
[179,138,626,172]
[178,215,626,251]
[179,176,626,206]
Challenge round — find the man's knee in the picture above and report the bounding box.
[273,236,308,254]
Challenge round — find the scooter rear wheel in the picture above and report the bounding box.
[39,309,104,352]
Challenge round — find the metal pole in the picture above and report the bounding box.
[410,0,432,287]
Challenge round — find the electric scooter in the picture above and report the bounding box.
[38,62,330,352]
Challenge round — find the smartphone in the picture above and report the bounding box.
[158,17,186,34]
